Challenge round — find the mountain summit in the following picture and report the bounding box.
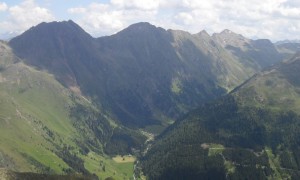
[118,22,162,34]
[10,20,97,89]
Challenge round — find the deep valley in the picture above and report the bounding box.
[0,20,300,180]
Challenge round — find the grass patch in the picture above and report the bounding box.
[265,147,284,179]
[113,155,136,163]
[171,78,182,94]
[82,152,135,180]
[224,160,235,174]
[208,144,225,157]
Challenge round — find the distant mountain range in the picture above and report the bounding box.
[275,39,300,45]
[1,20,300,179]
[9,20,294,130]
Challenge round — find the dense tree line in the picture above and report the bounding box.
[70,102,146,156]
[142,95,300,179]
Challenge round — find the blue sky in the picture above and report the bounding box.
[0,0,300,41]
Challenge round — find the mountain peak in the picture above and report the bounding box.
[199,30,209,35]
[12,20,92,42]
[124,22,157,32]
[220,29,234,34]
[9,20,93,54]
[214,29,244,38]
[117,22,166,36]
[212,29,249,47]
[9,20,95,87]
[195,30,210,38]
[128,22,154,28]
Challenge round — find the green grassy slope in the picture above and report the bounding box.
[0,42,140,179]
[234,53,300,111]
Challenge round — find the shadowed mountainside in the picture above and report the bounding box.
[9,21,289,130]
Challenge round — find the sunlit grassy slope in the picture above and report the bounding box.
[234,53,300,111]
[0,42,135,179]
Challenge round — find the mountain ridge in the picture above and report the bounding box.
[9,21,294,130]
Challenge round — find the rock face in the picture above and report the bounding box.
[9,21,287,127]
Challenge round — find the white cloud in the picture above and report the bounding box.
[282,0,300,7]
[68,7,86,14]
[276,6,300,19]
[111,0,160,11]
[0,0,296,41]
[168,0,300,41]
[66,0,300,41]
[68,3,124,35]
[68,1,159,36]
[175,12,194,25]
[0,2,7,11]
[0,0,54,34]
